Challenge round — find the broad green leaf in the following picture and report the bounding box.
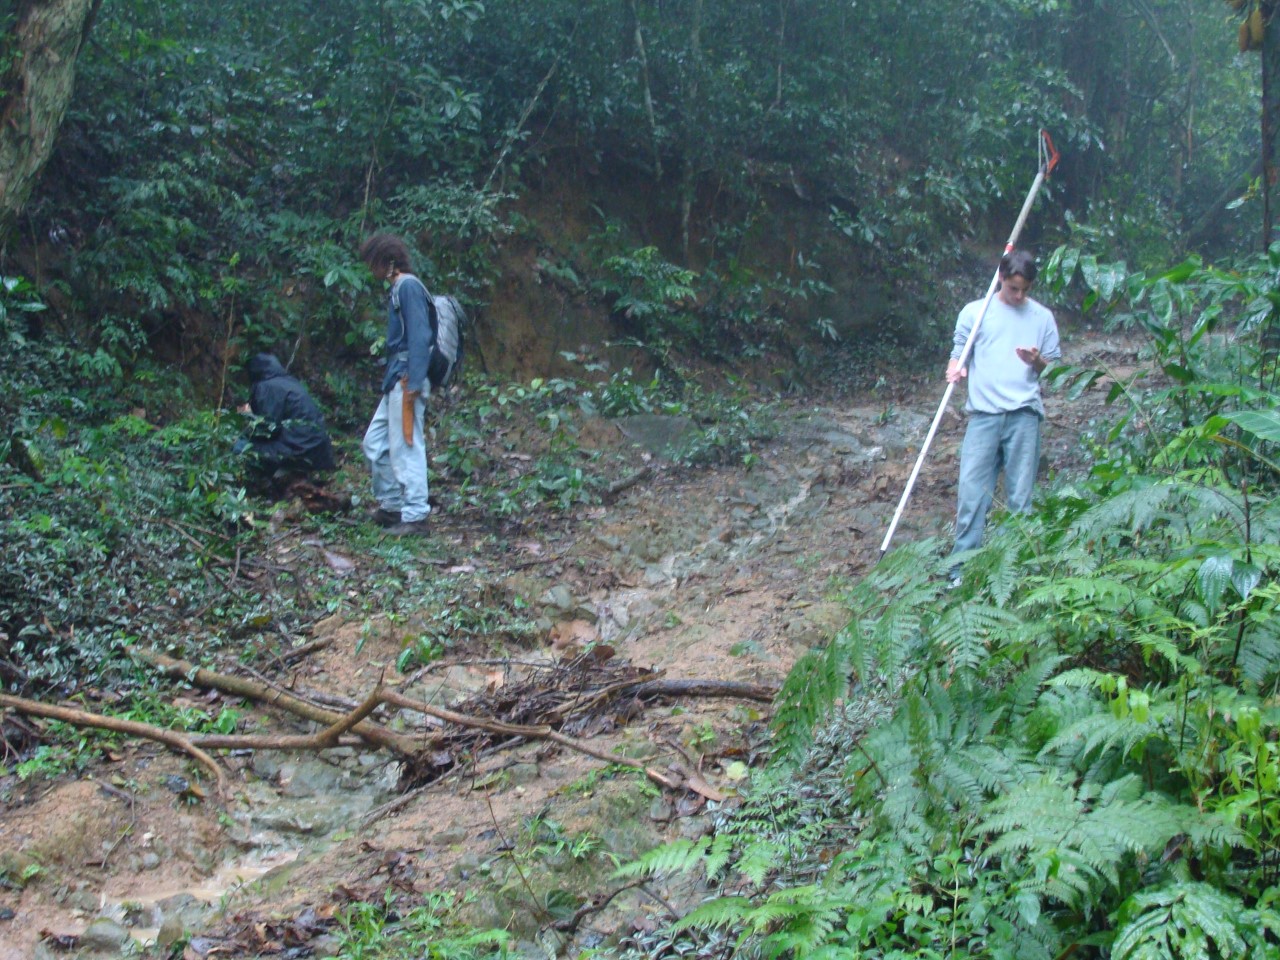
[1197,555,1233,617]
[1223,409,1280,443]
[1231,562,1262,603]
[1156,258,1199,283]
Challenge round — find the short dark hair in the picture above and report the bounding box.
[999,249,1037,283]
[359,233,414,274]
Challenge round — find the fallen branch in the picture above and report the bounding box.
[606,465,652,497]
[551,878,650,934]
[379,690,681,792]
[277,636,336,667]
[130,648,426,756]
[191,686,389,753]
[127,649,761,800]
[0,693,227,796]
[632,678,776,702]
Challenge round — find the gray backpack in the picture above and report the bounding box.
[428,294,465,389]
[390,276,466,391]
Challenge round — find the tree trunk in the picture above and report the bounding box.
[0,0,101,246]
[678,0,704,263]
[628,0,662,181]
[1262,0,1280,248]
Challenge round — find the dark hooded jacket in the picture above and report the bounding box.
[243,354,336,471]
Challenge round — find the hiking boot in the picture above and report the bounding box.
[386,518,430,537]
[370,507,402,527]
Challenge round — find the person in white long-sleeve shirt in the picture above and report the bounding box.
[945,249,1060,578]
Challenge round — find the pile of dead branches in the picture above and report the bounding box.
[0,645,776,804]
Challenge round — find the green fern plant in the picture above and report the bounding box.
[1111,882,1279,960]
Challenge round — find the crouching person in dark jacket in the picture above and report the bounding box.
[235,353,336,485]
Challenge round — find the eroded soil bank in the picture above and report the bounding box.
[0,326,1139,958]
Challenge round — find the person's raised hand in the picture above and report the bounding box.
[1015,346,1043,370]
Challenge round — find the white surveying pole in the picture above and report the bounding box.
[878,130,1060,559]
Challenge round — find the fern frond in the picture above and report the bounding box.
[1112,883,1258,960]
[1041,709,1156,765]
[980,775,1184,902]
[771,639,848,762]
[1069,482,1177,541]
[928,601,1024,673]
[1238,603,1280,690]
[862,538,941,594]
[614,835,727,880]
[1130,627,1202,673]
[734,840,786,887]
[671,895,753,932]
[747,893,841,957]
[1177,480,1248,532]
[963,536,1023,608]
[998,654,1067,719]
[1180,809,1249,853]
[703,834,735,881]
[936,752,988,809]
[947,743,1039,798]
[1022,575,1142,616]
[863,595,929,676]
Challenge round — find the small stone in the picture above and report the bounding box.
[67,887,100,914]
[648,798,674,822]
[156,916,186,949]
[539,584,576,612]
[80,917,132,951]
[506,768,537,788]
[678,816,712,840]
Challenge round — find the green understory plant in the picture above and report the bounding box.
[613,245,1280,960]
[335,890,508,960]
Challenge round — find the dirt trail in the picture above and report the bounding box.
[0,324,1141,957]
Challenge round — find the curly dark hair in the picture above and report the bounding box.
[359,233,414,274]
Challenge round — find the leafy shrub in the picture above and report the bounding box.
[616,245,1280,959]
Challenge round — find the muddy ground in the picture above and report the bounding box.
[0,323,1142,958]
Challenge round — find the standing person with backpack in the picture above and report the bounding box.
[358,233,435,536]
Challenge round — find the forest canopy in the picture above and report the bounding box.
[0,0,1268,383]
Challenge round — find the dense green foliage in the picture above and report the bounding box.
[6,0,1262,376]
[0,270,772,694]
[617,246,1280,958]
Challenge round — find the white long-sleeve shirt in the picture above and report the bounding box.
[951,296,1060,416]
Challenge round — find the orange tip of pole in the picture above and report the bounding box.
[1040,129,1060,175]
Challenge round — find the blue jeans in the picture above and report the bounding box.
[951,409,1041,558]
[362,380,431,523]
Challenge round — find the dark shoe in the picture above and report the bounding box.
[386,518,430,537]
[371,507,402,527]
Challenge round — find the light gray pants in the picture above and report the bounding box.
[362,380,431,523]
[951,408,1041,558]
